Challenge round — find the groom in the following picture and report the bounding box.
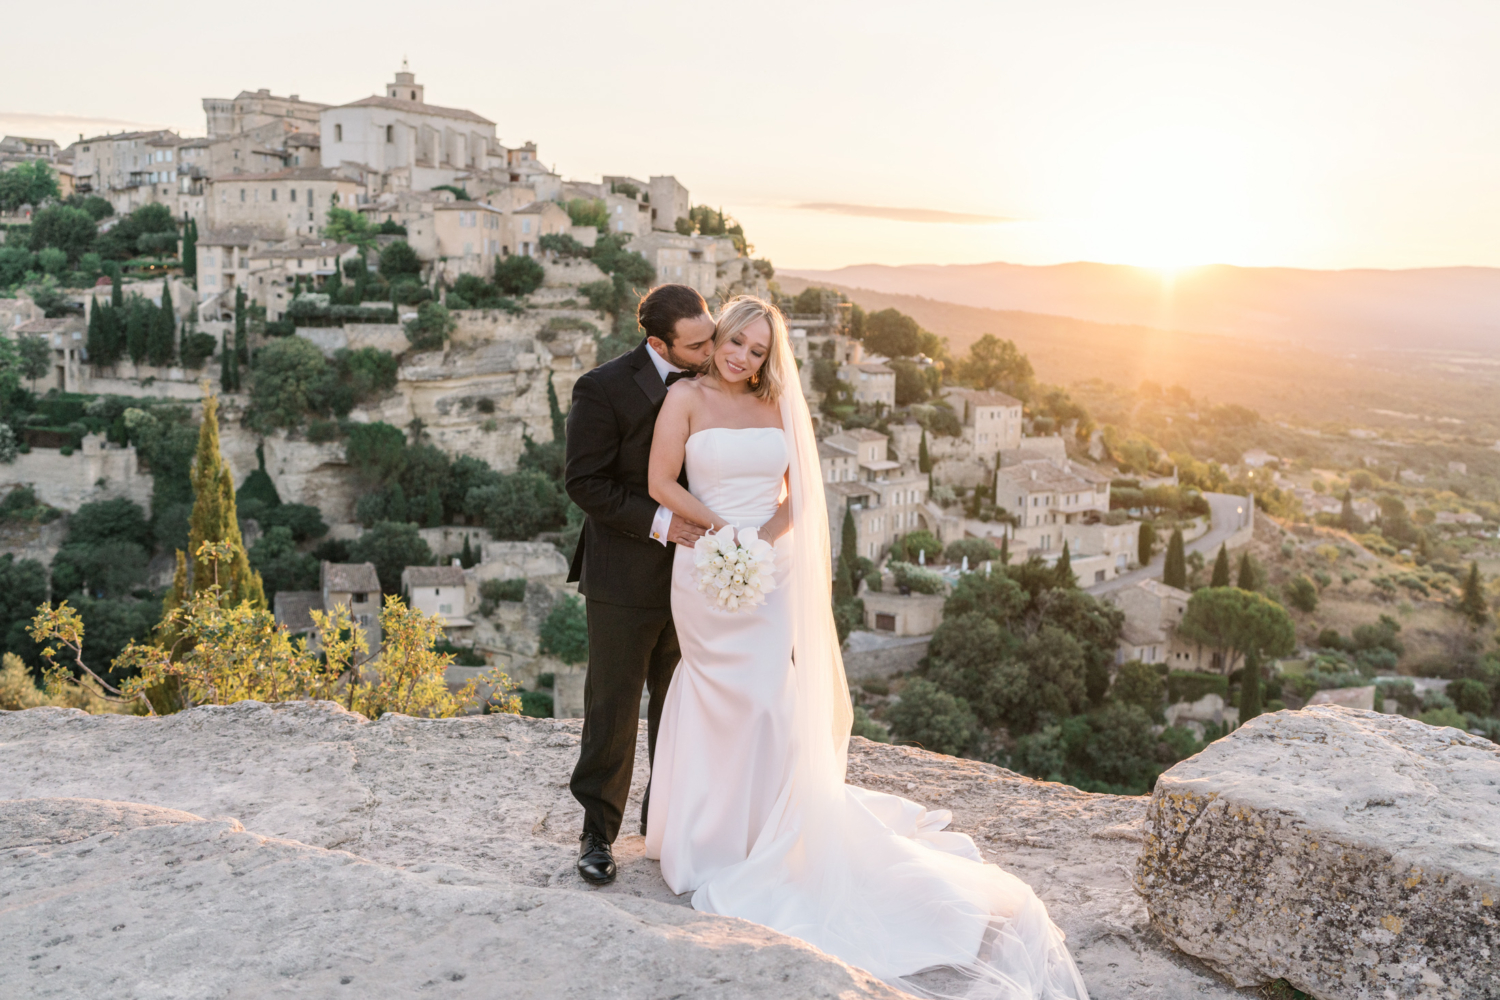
[564,283,716,885]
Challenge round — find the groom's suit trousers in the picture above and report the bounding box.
[570,599,680,843]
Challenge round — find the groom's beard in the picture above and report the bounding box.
[664,345,709,374]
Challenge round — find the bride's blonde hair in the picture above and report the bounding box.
[710,296,789,402]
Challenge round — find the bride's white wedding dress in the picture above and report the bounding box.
[644,355,1088,999]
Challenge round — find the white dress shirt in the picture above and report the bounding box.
[646,343,683,546]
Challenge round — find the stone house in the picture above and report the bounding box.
[195,226,281,311]
[205,166,364,241]
[244,239,360,321]
[946,387,1023,457]
[69,129,184,213]
[321,561,383,652]
[431,201,505,277]
[862,589,945,637]
[821,429,930,564]
[1104,577,1201,669]
[839,362,896,408]
[272,561,382,653]
[203,89,327,138]
[994,455,1136,583]
[648,175,690,231]
[401,564,473,631]
[604,191,650,237]
[506,201,571,258]
[11,317,85,393]
[321,66,501,194]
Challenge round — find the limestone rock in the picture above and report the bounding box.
[1137,705,1500,1000]
[0,702,1241,998]
[5,797,903,999]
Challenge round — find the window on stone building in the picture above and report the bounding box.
[335,124,343,142]
[271,188,277,201]
[386,125,394,143]
[875,614,896,632]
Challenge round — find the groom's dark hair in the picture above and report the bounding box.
[638,284,709,345]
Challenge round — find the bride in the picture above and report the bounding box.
[643,295,1088,999]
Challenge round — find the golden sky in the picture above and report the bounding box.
[5,0,1497,271]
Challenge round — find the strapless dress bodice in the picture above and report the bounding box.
[683,427,788,527]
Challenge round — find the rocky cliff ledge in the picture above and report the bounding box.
[1139,705,1499,1000]
[0,702,1242,999]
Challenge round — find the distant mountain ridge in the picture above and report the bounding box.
[782,261,1500,354]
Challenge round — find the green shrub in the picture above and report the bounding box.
[851,705,891,742]
[307,419,340,443]
[1113,660,1165,716]
[1418,705,1468,730]
[1448,677,1493,716]
[493,254,545,296]
[405,301,453,350]
[179,330,218,368]
[944,538,1000,565]
[518,690,553,718]
[481,578,527,603]
[885,677,979,757]
[888,561,945,595]
[539,594,588,665]
[1166,670,1228,705]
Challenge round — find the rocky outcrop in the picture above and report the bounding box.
[1137,705,1500,1000]
[0,701,1242,999]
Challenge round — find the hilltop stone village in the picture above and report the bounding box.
[0,66,1166,693]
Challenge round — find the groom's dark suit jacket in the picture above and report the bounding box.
[565,340,682,609]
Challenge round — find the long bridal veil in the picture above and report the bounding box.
[687,305,1088,1000]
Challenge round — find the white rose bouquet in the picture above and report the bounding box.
[693,525,777,613]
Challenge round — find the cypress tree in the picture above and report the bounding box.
[1138,521,1156,566]
[234,287,248,364]
[460,535,474,569]
[181,219,197,279]
[1238,651,1264,724]
[109,267,123,309]
[918,429,931,474]
[1339,489,1362,532]
[86,299,104,366]
[1237,551,1256,590]
[1211,543,1231,587]
[841,505,858,570]
[1163,527,1187,589]
[1459,562,1488,627]
[125,298,149,364]
[999,535,1010,566]
[187,392,265,609]
[325,265,343,301]
[547,372,566,442]
[423,486,443,528]
[1055,541,1075,589]
[219,332,238,392]
[832,553,854,600]
[148,283,175,366]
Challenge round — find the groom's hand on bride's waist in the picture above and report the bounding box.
[666,513,707,546]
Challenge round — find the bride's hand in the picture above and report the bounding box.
[759,500,792,542]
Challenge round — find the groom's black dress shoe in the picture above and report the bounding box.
[578,831,617,885]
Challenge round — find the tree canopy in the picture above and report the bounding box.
[1177,587,1296,677]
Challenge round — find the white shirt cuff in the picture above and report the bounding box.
[650,504,674,546]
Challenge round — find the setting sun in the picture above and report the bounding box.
[1073,126,1261,269]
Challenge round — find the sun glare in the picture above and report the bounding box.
[1076,126,1260,269]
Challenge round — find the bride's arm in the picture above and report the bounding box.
[757,472,792,541]
[649,386,727,530]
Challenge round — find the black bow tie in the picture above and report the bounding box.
[664,370,693,387]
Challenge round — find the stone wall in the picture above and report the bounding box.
[0,435,152,512]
